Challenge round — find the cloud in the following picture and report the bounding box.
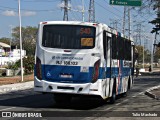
[2,10,17,16]
[22,11,36,16]
[2,10,36,17]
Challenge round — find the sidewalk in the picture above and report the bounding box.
[145,85,160,100]
[0,81,34,94]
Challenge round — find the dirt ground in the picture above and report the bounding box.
[0,74,34,85]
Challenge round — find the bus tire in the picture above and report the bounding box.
[128,76,131,90]
[109,79,116,104]
[54,93,72,104]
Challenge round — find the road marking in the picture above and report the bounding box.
[131,91,145,98]
[115,102,121,106]
[132,95,136,97]
[104,106,113,110]
[0,107,16,111]
[138,92,144,95]
[123,99,129,102]
[116,99,129,106]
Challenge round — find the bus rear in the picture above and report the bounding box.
[34,21,102,100]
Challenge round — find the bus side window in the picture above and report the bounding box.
[124,40,131,60]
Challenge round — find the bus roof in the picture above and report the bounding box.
[40,21,99,26]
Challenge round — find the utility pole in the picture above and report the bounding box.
[133,22,144,45]
[61,0,70,21]
[122,7,131,39]
[9,25,13,54]
[88,0,95,22]
[122,7,126,35]
[18,0,24,82]
[82,0,85,22]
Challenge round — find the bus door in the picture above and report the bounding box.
[106,33,112,77]
[103,32,112,97]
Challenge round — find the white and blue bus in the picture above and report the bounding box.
[34,21,135,103]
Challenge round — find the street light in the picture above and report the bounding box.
[18,0,23,82]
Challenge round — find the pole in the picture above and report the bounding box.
[9,25,13,62]
[143,39,144,69]
[18,0,23,82]
[151,39,153,71]
[82,0,85,22]
[122,6,126,35]
[63,0,69,21]
[128,7,131,40]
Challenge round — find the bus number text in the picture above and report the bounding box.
[56,61,78,65]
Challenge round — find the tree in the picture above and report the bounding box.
[132,0,159,32]
[0,37,10,45]
[12,26,38,56]
[154,47,160,62]
[135,45,151,63]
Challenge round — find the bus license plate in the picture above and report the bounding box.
[60,74,73,78]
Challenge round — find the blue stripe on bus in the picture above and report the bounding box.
[42,65,93,83]
[35,64,133,84]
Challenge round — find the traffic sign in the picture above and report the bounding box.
[110,0,142,6]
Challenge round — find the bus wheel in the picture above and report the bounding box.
[109,80,116,104]
[54,93,72,104]
[128,77,131,90]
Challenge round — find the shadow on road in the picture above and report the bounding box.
[0,91,112,110]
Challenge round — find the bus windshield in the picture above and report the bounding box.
[42,25,96,49]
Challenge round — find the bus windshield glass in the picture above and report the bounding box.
[42,25,96,49]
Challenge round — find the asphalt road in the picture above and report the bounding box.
[0,75,159,119]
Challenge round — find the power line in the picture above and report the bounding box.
[95,1,123,19]
[89,0,95,22]
[103,0,123,15]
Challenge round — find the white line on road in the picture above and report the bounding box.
[0,107,16,111]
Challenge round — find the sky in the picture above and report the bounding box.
[0,0,156,50]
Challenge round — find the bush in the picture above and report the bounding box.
[7,62,19,70]
[23,56,35,74]
[7,56,35,75]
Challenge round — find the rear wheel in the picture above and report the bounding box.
[128,76,131,90]
[54,93,72,104]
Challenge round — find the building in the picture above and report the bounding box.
[0,42,26,66]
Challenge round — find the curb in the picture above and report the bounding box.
[0,81,34,94]
[140,72,160,76]
[145,85,160,100]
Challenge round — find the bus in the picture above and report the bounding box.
[34,21,135,104]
